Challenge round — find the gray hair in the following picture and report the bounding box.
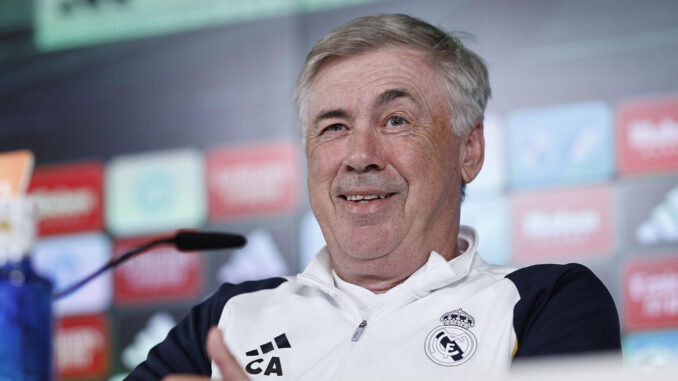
[293,13,491,139]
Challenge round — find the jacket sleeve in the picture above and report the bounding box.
[505,264,621,360]
[125,277,287,380]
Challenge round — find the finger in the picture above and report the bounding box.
[207,326,250,381]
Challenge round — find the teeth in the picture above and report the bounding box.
[346,194,388,201]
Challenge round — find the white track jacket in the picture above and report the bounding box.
[128,226,620,380]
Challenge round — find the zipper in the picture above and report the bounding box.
[351,320,367,342]
[332,319,367,380]
[298,274,369,379]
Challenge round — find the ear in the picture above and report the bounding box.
[460,119,485,184]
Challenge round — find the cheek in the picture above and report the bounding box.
[306,143,341,191]
[424,127,459,176]
[387,131,459,201]
[391,131,455,173]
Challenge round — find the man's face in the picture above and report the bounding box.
[304,46,479,282]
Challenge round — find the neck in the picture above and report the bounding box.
[330,238,461,293]
[332,262,414,293]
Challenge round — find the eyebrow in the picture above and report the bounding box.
[311,88,415,126]
[312,109,351,125]
[374,88,415,109]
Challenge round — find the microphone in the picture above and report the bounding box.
[52,230,247,299]
[173,231,247,251]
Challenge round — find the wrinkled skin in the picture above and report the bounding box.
[305,46,485,292]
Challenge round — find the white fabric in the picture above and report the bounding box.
[214,225,521,380]
[330,227,476,320]
[331,270,395,320]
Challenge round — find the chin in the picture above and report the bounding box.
[322,216,408,259]
[342,246,390,261]
[334,230,399,261]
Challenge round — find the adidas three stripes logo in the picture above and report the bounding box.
[244,333,292,376]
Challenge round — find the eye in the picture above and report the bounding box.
[322,123,346,134]
[386,115,407,127]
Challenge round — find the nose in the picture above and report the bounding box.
[343,126,386,173]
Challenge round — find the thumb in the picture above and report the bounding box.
[207,326,250,381]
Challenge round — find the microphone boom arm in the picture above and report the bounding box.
[52,230,246,299]
[52,237,174,299]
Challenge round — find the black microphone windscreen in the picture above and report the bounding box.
[173,231,247,251]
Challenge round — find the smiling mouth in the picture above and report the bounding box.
[341,194,394,203]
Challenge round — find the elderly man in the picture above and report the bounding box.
[127,14,620,380]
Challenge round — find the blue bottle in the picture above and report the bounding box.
[0,198,53,380]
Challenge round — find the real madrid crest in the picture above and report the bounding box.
[425,308,477,366]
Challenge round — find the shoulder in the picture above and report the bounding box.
[125,277,289,379]
[505,263,603,294]
[211,277,291,317]
[213,277,289,307]
[505,263,621,359]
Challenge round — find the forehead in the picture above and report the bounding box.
[306,46,443,114]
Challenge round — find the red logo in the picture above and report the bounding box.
[624,257,678,331]
[113,236,203,305]
[617,96,678,174]
[207,142,300,221]
[511,185,613,262]
[28,161,104,236]
[55,314,109,379]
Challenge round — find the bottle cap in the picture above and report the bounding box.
[0,197,36,265]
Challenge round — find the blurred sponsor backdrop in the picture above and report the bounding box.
[1,0,677,378]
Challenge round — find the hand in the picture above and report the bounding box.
[163,326,250,381]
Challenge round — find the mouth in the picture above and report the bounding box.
[340,193,395,203]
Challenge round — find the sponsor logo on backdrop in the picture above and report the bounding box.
[511,185,612,262]
[28,161,103,235]
[114,236,203,305]
[507,101,613,189]
[207,142,300,221]
[460,196,510,265]
[624,257,678,330]
[32,188,97,218]
[35,0,383,51]
[636,186,678,245]
[617,176,678,251]
[523,208,600,241]
[624,329,678,367]
[628,118,678,158]
[55,314,109,379]
[106,149,205,236]
[617,96,678,173]
[218,229,289,284]
[33,233,112,316]
[121,312,177,370]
